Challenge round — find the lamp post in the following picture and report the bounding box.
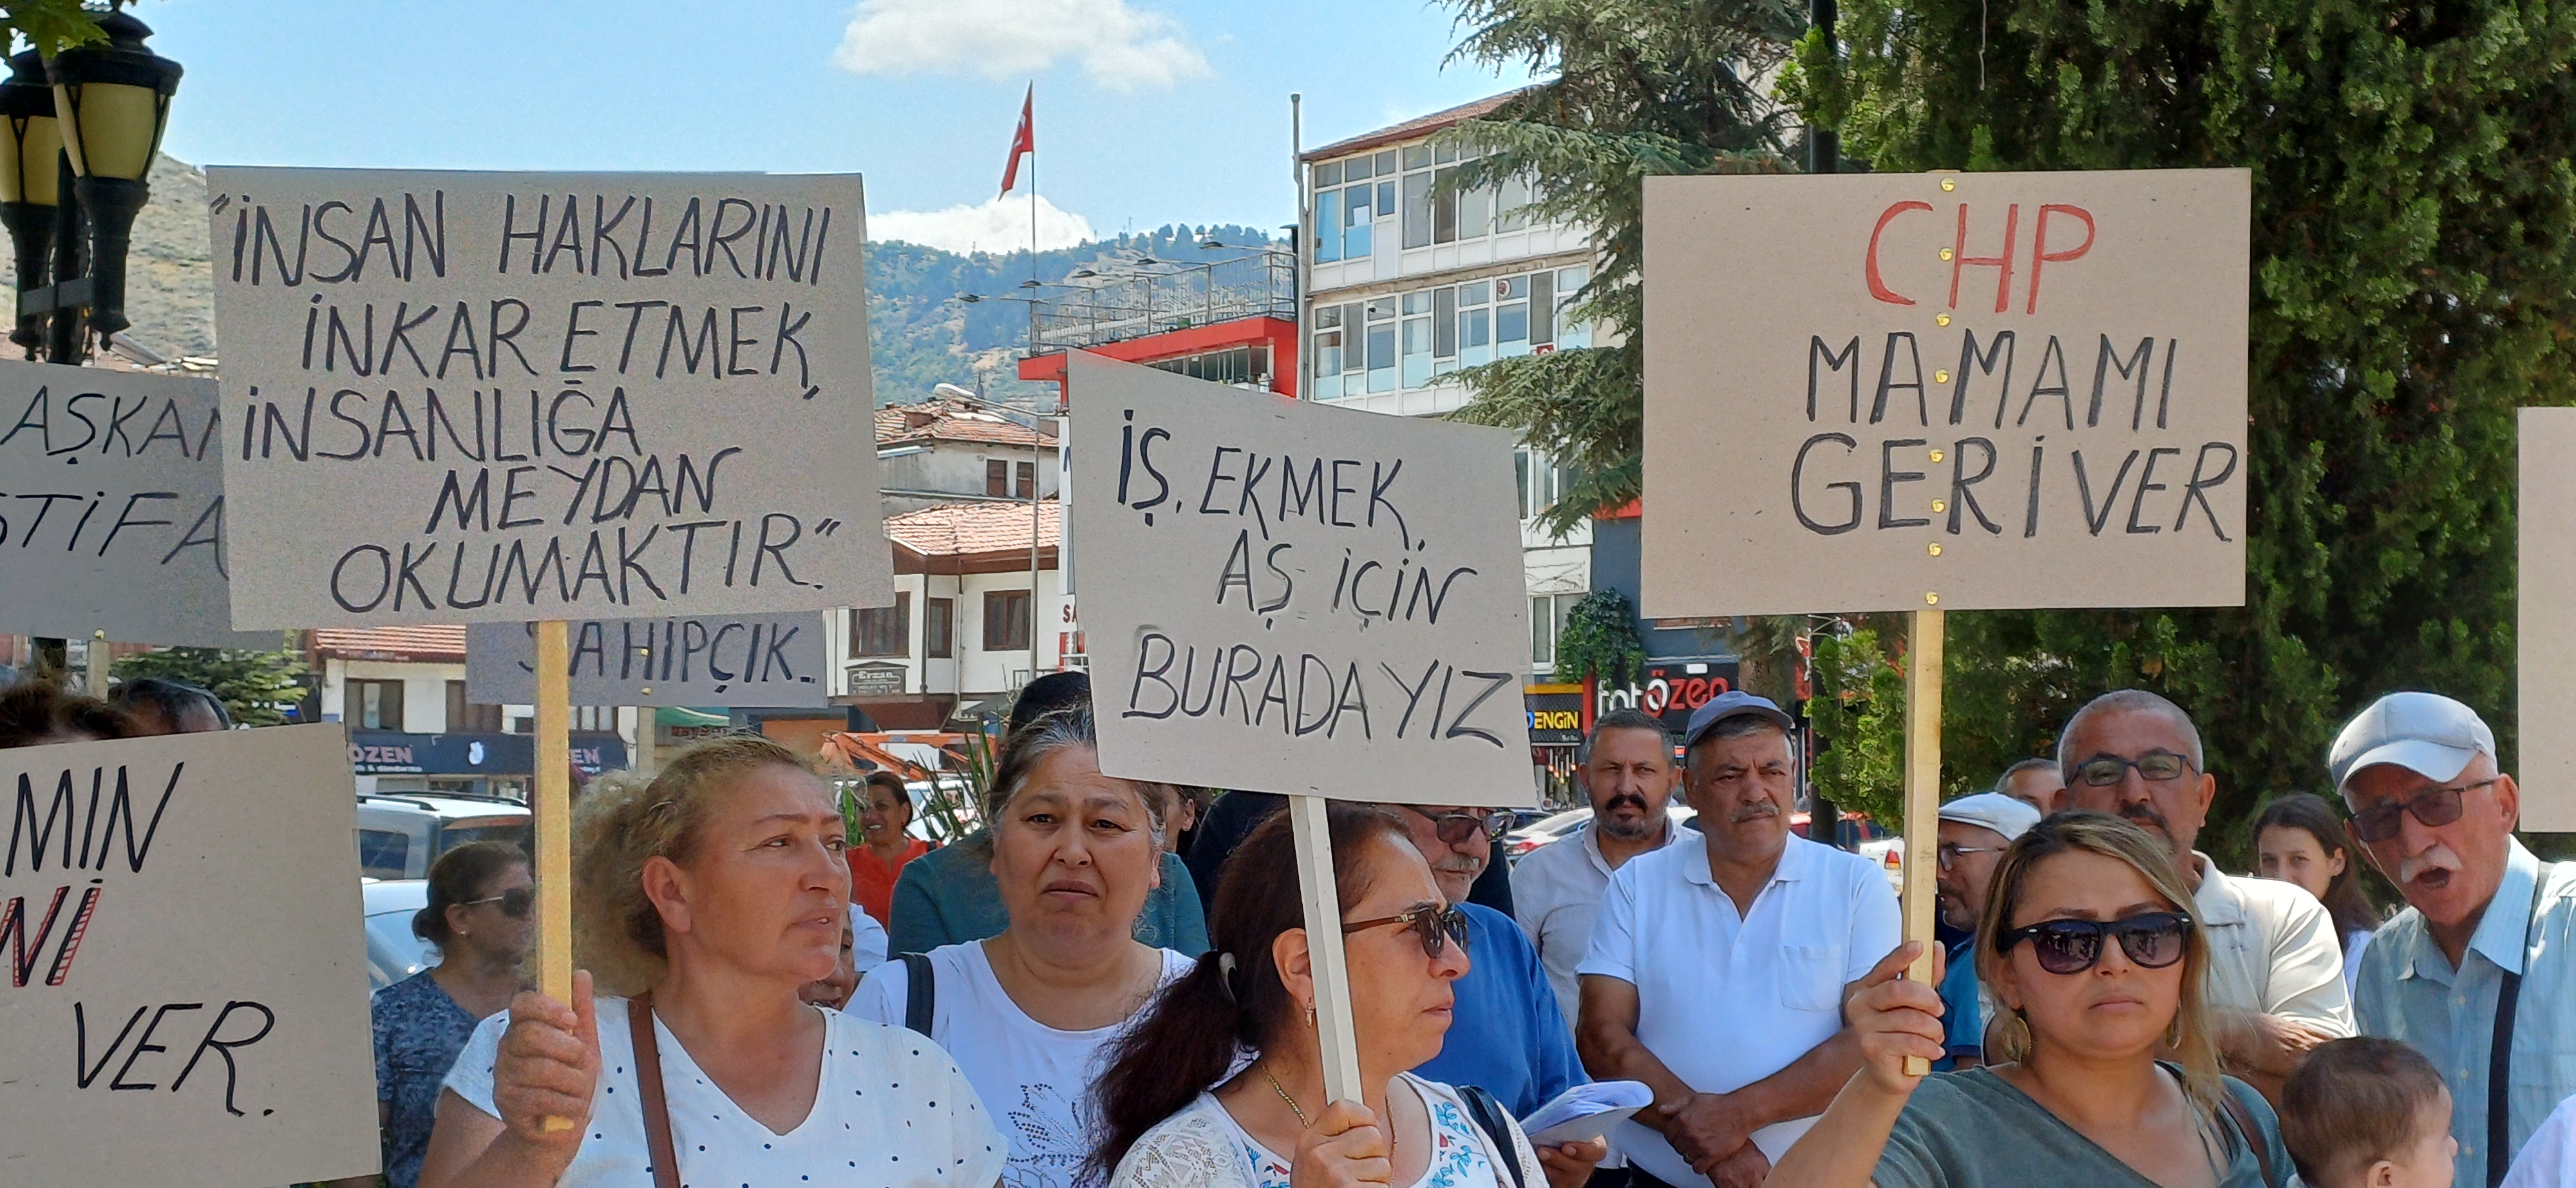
[0,5,180,689]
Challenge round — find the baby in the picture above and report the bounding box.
[2280,1037,2456,1188]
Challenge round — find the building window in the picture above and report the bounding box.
[573,705,614,732]
[1314,184,1341,263]
[986,459,1010,497]
[1530,592,1585,671]
[924,597,955,658]
[351,678,404,731]
[851,593,909,658]
[446,680,502,733]
[1016,461,1036,499]
[1517,447,1582,520]
[1557,265,1593,349]
[984,589,1032,653]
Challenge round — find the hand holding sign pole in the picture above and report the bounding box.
[1643,169,2250,1077]
[1070,352,1535,1102]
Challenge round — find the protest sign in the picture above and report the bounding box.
[2518,408,2576,831]
[0,358,270,647]
[1641,169,2251,617]
[207,169,891,628]
[466,613,829,705]
[1069,352,1533,805]
[0,725,375,1183]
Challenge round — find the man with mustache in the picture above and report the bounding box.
[2057,688,2354,1102]
[1383,794,1587,1124]
[2334,691,2576,1188]
[1578,692,1899,1188]
[1515,707,1696,1023]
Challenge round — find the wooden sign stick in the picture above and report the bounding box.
[1900,607,1944,1076]
[534,618,578,1133]
[1289,794,1365,1104]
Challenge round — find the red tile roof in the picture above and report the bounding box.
[885,499,1062,559]
[310,625,468,662]
[876,397,1056,450]
[1303,89,1533,162]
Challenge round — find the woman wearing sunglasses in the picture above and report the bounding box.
[1092,802,1603,1188]
[1768,812,2293,1188]
[355,840,533,1188]
[417,734,1005,1188]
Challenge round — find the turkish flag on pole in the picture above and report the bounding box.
[998,84,1034,198]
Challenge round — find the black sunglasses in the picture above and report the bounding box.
[1406,805,1513,846]
[1343,903,1471,959]
[1996,911,2193,975]
[461,887,535,920]
[2349,778,2497,843]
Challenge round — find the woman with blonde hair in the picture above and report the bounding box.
[417,734,1005,1188]
[1768,812,2292,1188]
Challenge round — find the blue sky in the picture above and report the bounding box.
[145,0,1537,252]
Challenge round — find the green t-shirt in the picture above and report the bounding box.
[1875,1065,2288,1188]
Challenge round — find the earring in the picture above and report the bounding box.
[1305,1003,1317,1029]
[2164,1014,2185,1051]
[2000,1010,2032,1062]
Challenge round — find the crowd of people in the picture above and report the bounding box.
[3,664,2572,1188]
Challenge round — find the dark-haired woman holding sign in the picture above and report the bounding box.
[1766,814,2291,1188]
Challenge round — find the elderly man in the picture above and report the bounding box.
[1580,692,1899,1188]
[2335,691,2576,1188]
[1384,797,1586,1122]
[1993,756,2065,816]
[1515,708,1696,1021]
[1930,790,2041,1068]
[2058,689,2353,1100]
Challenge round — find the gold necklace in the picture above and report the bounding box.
[1262,1064,1309,1126]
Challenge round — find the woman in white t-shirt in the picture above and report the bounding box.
[849,703,1191,1188]
[1088,802,1602,1188]
[417,734,1007,1188]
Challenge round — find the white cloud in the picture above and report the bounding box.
[833,0,1211,92]
[870,193,1095,254]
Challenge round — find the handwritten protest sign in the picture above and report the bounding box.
[2518,408,2576,831]
[1640,170,2251,617]
[0,725,375,1183]
[466,613,829,705]
[1070,352,1533,805]
[206,169,891,628]
[0,359,270,647]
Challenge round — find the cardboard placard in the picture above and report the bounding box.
[0,359,272,647]
[465,614,830,705]
[207,169,891,628]
[1070,353,1535,806]
[2518,408,2576,832]
[1642,170,2251,616]
[0,725,375,1183]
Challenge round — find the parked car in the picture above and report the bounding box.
[354,792,532,881]
[1504,804,1701,861]
[363,877,439,991]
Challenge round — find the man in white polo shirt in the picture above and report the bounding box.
[1578,691,1900,1188]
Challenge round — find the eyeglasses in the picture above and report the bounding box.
[1405,805,1512,846]
[2349,778,2497,843]
[1342,903,1471,959]
[1935,843,2004,870]
[460,888,535,919]
[1997,911,2193,975]
[2070,752,2195,787]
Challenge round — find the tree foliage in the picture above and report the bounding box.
[111,643,307,728]
[1440,0,1803,534]
[6,2,105,57]
[1806,628,1908,827]
[1553,589,1648,686]
[1788,0,2576,852]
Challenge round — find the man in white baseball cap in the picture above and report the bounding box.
[2336,691,2576,1188]
[1931,791,2043,1068]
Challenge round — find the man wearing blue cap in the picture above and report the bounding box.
[1577,691,1900,1188]
[2336,691,2576,1188]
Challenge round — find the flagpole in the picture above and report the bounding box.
[1028,82,1043,692]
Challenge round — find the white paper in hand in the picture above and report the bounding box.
[1522,1080,1655,1147]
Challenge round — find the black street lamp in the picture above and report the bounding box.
[0,6,179,363]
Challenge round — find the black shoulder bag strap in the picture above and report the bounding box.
[900,951,936,1037]
[2488,862,2555,1188]
[628,993,681,1188]
[1455,1084,1527,1188]
[2217,1087,2280,1188]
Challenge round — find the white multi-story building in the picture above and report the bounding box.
[1299,92,1598,679]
